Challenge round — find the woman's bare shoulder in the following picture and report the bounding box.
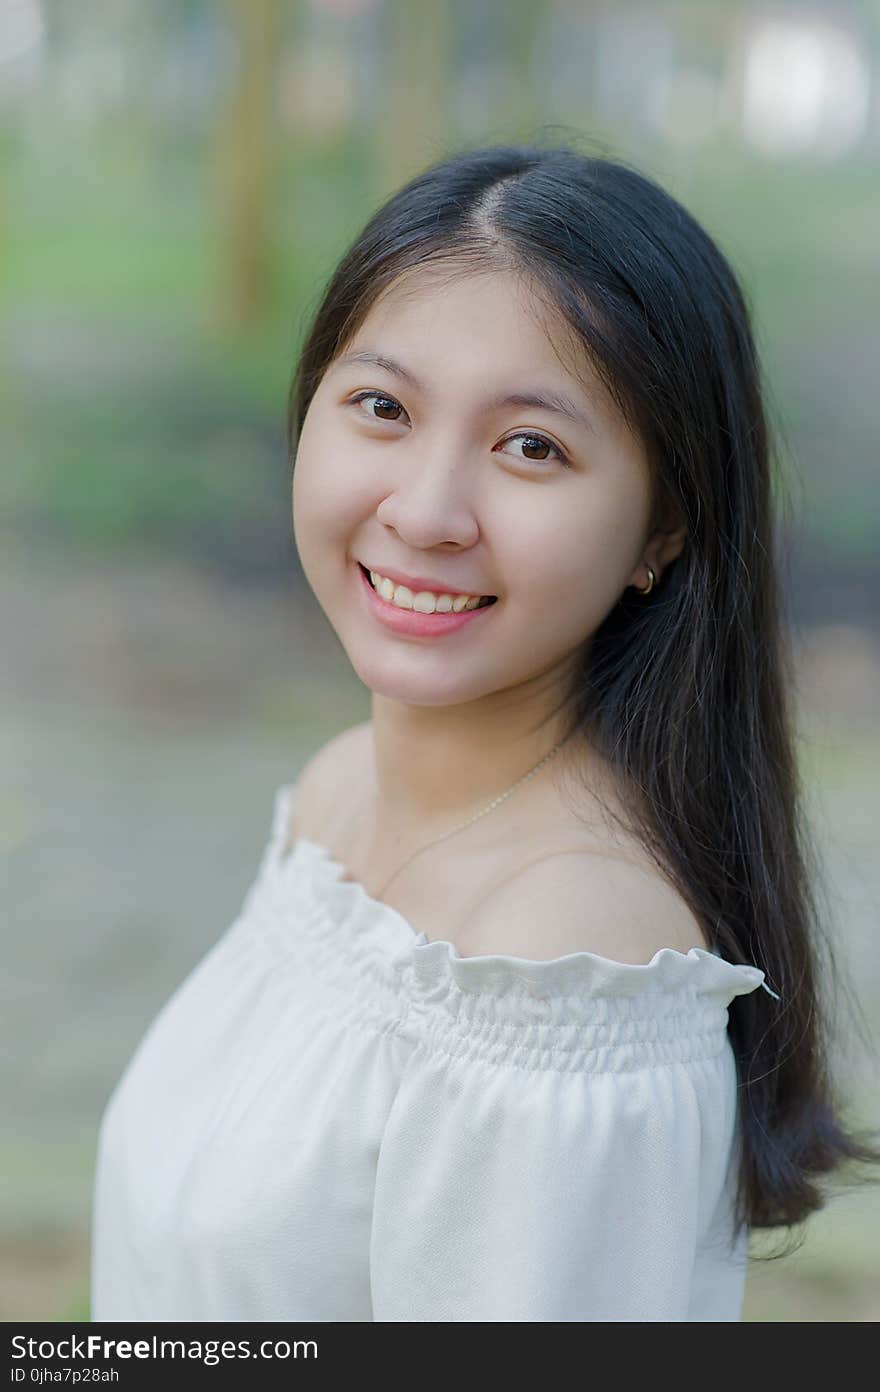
[455,844,710,963]
[282,720,372,854]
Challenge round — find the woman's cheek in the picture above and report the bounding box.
[533,522,627,635]
[293,453,372,601]
[292,450,340,590]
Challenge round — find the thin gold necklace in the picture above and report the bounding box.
[373,736,570,900]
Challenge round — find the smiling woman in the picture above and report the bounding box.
[90,139,880,1324]
[291,265,670,748]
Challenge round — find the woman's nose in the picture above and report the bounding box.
[375,447,481,550]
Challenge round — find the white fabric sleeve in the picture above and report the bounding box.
[369,1046,736,1322]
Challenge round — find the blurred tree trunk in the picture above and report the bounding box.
[505,0,546,140]
[218,0,283,329]
[373,0,453,201]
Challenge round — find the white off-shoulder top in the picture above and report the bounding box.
[90,780,777,1323]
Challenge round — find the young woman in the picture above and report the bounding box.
[90,141,879,1322]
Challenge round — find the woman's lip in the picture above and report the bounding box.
[358,562,495,600]
[355,561,498,637]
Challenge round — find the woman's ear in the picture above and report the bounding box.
[637,492,689,587]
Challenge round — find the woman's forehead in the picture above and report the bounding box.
[366,261,560,332]
[347,265,609,409]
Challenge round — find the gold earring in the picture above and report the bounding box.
[635,564,655,595]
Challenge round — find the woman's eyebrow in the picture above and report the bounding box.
[334,349,597,435]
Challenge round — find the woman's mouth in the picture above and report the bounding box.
[355,562,499,639]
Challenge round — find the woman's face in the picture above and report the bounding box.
[292,266,667,713]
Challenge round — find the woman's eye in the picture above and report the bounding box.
[350,390,406,422]
[348,393,568,468]
[500,433,568,467]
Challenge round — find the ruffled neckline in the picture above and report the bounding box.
[269,784,778,1004]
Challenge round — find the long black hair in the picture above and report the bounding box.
[287,137,880,1256]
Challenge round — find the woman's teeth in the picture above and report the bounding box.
[366,567,495,613]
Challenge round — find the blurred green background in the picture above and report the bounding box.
[2,0,878,1321]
